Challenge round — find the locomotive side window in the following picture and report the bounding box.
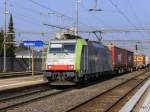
[49,43,75,53]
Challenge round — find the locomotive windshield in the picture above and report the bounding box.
[49,43,76,53]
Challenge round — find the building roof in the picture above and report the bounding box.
[15,50,43,58]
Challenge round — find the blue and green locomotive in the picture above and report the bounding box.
[44,34,112,85]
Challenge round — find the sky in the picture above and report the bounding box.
[0,0,150,55]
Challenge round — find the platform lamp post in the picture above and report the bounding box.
[32,48,34,77]
[28,46,31,71]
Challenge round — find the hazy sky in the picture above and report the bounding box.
[0,0,150,55]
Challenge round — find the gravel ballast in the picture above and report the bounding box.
[6,70,147,112]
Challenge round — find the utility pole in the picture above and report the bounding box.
[76,0,79,35]
[93,0,98,10]
[89,0,102,12]
[3,0,7,72]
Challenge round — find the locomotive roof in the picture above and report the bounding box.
[87,40,108,49]
[49,39,77,43]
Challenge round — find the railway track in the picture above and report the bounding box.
[1,69,149,112]
[0,72,114,111]
[0,71,43,79]
[66,69,150,112]
[0,78,110,111]
[0,83,75,111]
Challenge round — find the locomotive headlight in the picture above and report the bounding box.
[70,65,74,69]
[68,65,74,70]
[48,65,52,69]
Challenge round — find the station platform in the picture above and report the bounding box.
[0,75,47,91]
[138,87,150,112]
[119,78,150,112]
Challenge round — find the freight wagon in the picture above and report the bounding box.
[145,56,150,67]
[134,54,145,69]
[107,45,134,74]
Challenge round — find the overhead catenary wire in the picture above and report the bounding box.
[108,0,138,29]
[7,0,75,34]
[4,0,150,37]
[81,2,106,28]
[10,11,41,27]
[106,0,147,40]
[129,0,150,40]
[128,0,143,28]
[28,0,74,21]
[3,1,52,42]
[28,0,95,32]
[9,0,46,16]
[7,0,54,37]
[7,1,41,27]
[26,0,75,32]
[3,0,96,33]
[9,0,57,32]
[127,0,150,39]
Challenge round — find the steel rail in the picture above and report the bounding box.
[0,84,50,102]
[105,72,150,111]
[0,71,43,78]
[0,72,117,111]
[0,85,75,111]
[66,69,150,112]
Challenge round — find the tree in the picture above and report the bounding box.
[0,29,4,57]
[6,14,16,57]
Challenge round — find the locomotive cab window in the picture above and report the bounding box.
[49,44,63,53]
[63,44,75,53]
[49,43,76,53]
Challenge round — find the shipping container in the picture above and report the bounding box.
[107,45,134,73]
[126,51,134,71]
[145,56,150,66]
[126,51,134,67]
[111,46,126,68]
[134,54,145,69]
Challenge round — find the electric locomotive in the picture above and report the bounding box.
[44,34,112,85]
